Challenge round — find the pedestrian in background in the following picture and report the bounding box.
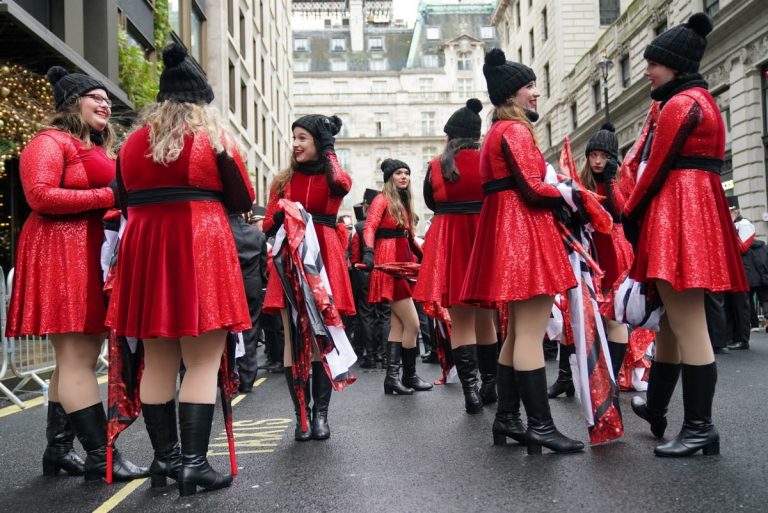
[724,196,754,350]
[6,66,146,481]
[107,43,254,495]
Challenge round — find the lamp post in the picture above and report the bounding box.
[596,54,614,123]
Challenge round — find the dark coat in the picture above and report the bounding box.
[228,213,268,299]
[743,239,768,289]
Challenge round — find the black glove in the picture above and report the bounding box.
[361,247,374,271]
[272,210,285,228]
[621,213,640,250]
[108,179,119,207]
[593,158,618,183]
[316,117,338,153]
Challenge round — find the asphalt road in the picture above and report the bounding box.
[1,335,767,513]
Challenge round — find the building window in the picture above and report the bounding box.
[570,102,578,130]
[331,37,346,52]
[457,78,472,95]
[294,81,310,95]
[374,113,389,137]
[422,146,438,171]
[528,0,533,7]
[227,0,233,35]
[542,8,548,41]
[619,54,630,88]
[190,6,203,63]
[421,112,435,136]
[169,0,181,36]
[529,29,535,60]
[332,81,348,100]
[372,80,387,94]
[593,82,602,112]
[515,2,521,28]
[336,148,351,169]
[369,58,387,71]
[517,47,523,63]
[239,9,245,50]
[228,62,236,113]
[457,53,472,71]
[543,62,550,97]
[330,59,348,72]
[599,0,620,25]
[294,38,308,52]
[421,54,439,68]
[368,37,384,51]
[426,27,441,40]
[704,0,720,17]
[294,60,310,72]
[545,122,552,149]
[420,78,433,93]
[481,26,495,39]
[240,80,247,128]
[654,20,667,36]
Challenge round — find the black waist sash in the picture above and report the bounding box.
[310,213,338,228]
[434,200,483,215]
[672,156,723,174]
[126,186,223,207]
[482,176,516,196]
[375,228,408,239]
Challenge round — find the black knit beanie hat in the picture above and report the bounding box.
[381,158,410,182]
[292,114,342,141]
[585,123,619,160]
[483,48,537,106]
[444,98,483,139]
[157,43,214,104]
[46,66,106,112]
[643,13,713,73]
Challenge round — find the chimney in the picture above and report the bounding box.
[350,0,364,52]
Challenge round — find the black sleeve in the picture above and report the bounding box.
[217,151,253,213]
[116,156,128,219]
[423,166,436,212]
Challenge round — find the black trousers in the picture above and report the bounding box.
[236,290,264,386]
[350,268,377,357]
[261,312,284,364]
[724,291,751,345]
[372,302,391,357]
[705,293,727,349]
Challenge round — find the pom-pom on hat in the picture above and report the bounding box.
[444,98,483,139]
[482,48,537,106]
[157,43,214,104]
[46,66,106,112]
[291,114,342,141]
[643,13,713,73]
[380,158,410,183]
[585,122,619,160]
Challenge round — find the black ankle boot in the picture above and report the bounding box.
[655,363,720,457]
[42,401,85,476]
[311,362,332,440]
[547,344,575,398]
[476,343,498,405]
[608,341,628,382]
[68,403,148,482]
[452,345,483,414]
[631,361,681,439]
[142,401,182,488]
[284,366,313,441]
[492,364,526,445]
[177,403,233,496]
[517,368,584,455]
[402,346,433,391]
[384,342,414,395]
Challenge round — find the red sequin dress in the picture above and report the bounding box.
[262,152,355,315]
[364,193,418,303]
[106,126,255,338]
[413,149,483,307]
[6,130,115,337]
[623,87,747,292]
[592,179,634,291]
[461,120,576,303]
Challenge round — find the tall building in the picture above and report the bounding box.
[292,0,498,228]
[492,0,768,234]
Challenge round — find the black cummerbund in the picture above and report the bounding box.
[311,213,338,228]
[482,176,517,196]
[434,200,483,215]
[672,156,723,175]
[126,186,223,207]
[375,228,408,239]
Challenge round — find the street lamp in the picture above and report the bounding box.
[596,54,614,123]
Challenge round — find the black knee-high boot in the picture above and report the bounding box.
[284,366,312,441]
[384,342,414,395]
[67,403,148,481]
[631,361,681,438]
[517,368,584,455]
[452,345,482,414]
[547,344,575,398]
[177,403,233,496]
[402,346,433,391]
[654,363,719,457]
[311,362,332,440]
[476,343,498,405]
[42,401,85,476]
[142,401,182,488]
[492,364,526,445]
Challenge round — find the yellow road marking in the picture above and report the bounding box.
[0,375,108,418]
[91,478,148,513]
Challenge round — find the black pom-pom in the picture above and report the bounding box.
[466,98,483,114]
[162,43,188,67]
[46,66,69,86]
[686,12,713,37]
[328,115,342,135]
[600,122,615,132]
[485,48,507,67]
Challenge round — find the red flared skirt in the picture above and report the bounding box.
[594,224,634,292]
[367,236,415,304]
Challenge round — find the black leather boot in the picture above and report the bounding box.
[547,344,575,398]
[311,362,332,440]
[655,363,719,457]
[517,368,584,455]
[608,341,628,382]
[42,401,85,476]
[476,343,498,405]
[284,366,312,441]
[68,403,148,482]
[142,401,182,488]
[492,364,526,445]
[177,403,233,496]
[452,345,483,414]
[402,346,433,391]
[631,361,681,439]
[384,342,414,395]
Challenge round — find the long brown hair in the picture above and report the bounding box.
[47,99,117,158]
[382,178,412,229]
[270,158,296,198]
[579,160,597,193]
[489,100,537,145]
[440,137,479,183]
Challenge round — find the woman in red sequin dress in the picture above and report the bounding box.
[413,99,497,414]
[262,114,353,442]
[362,159,432,396]
[461,49,583,454]
[621,14,747,457]
[6,66,146,481]
[108,44,254,495]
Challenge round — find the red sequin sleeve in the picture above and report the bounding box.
[363,194,387,250]
[500,123,565,208]
[262,186,280,234]
[605,178,626,219]
[618,102,660,200]
[20,133,114,215]
[624,96,701,219]
[325,151,352,197]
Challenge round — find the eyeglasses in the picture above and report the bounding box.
[82,93,112,107]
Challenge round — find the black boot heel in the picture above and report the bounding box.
[43,402,85,477]
[703,440,720,456]
[311,362,332,441]
[143,401,182,487]
[151,474,168,488]
[492,433,507,446]
[384,342,415,395]
[284,367,313,442]
[179,481,197,496]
